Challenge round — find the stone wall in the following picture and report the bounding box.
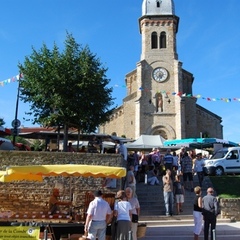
[0,151,123,220]
[221,198,240,221]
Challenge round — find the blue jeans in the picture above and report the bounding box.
[88,220,107,240]
[164,191,174,215]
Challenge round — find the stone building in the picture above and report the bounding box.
[99,0,223,140]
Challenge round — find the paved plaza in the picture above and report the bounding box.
[140,222,240,240]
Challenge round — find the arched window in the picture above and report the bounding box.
[156,1,160,8]
[151,32,158,49]
[160,31,166,48]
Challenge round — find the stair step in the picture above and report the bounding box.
[140,210,165,215]
[139,215,230,226]
[136,174,212,217]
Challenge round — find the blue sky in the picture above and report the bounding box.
[0,0,240,142]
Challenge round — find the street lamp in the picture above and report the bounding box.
[12,74,22,146]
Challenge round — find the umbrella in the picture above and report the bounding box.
[0,164,126,182]
[0,141,14,150]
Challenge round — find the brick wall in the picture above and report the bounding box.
[0,151,123,221]
[221,198,240,221]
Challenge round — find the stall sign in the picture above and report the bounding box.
[0,226,40,240]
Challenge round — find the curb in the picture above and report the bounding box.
[140,222,240,237]
[139,215,232,226]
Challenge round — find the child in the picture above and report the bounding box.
[173,175,185,214]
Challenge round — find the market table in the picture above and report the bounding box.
[0,220,112,240]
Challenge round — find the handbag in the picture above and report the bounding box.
[132,214,138,223]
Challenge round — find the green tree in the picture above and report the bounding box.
[31,139,44,151]
[5,136,28,145]
[18,33,114,151]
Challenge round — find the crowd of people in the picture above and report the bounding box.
[48,186,140,240]
[49,143,219,240]
[126,146,207,189]
[124,146,219,240]
[83,188,140,240]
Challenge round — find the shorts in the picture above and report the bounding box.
[183,172,193,181]
[175,194,184,203]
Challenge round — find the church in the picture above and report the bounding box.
[99,0,223,140]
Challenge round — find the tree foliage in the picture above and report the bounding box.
[0,118,5,126]
[31,139,45,151]
[5,136,28,145]
[18,33,115,134]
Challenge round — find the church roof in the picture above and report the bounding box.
[142,0,175,16]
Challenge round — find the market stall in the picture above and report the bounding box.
[0,164,126,240]
[164,137,239,149]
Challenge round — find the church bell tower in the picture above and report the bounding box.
[131,0,192,140]
[99,0,222,141]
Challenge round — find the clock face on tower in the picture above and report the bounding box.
[152,67,169,82]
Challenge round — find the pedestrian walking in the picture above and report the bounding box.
[193,153,205,187]
[114,190,132,240]
[164,149,174,171]
[162,169,174,216]
[85,190,112,240]
[182,152,194,191]
[193,186,203,240]
[125,187,140,240]
[126,165,137,197]
[202,187,219,240]
[173,174,184,215]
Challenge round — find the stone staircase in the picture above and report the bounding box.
[136,173,227,224]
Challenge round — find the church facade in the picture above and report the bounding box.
[99,0,223,140]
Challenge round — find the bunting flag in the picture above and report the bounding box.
[1,75,240,103]
[0,74,21,87]
[112,85,240,103]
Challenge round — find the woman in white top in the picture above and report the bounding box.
[125,187,140,240]
[114,190,132,240]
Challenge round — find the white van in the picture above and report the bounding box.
[203,147,240,176]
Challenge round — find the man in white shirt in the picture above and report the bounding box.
[85,190,112,240]
[116,141,128,162]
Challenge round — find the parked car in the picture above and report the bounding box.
[14,143,31,151]
[203,147,240,176]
